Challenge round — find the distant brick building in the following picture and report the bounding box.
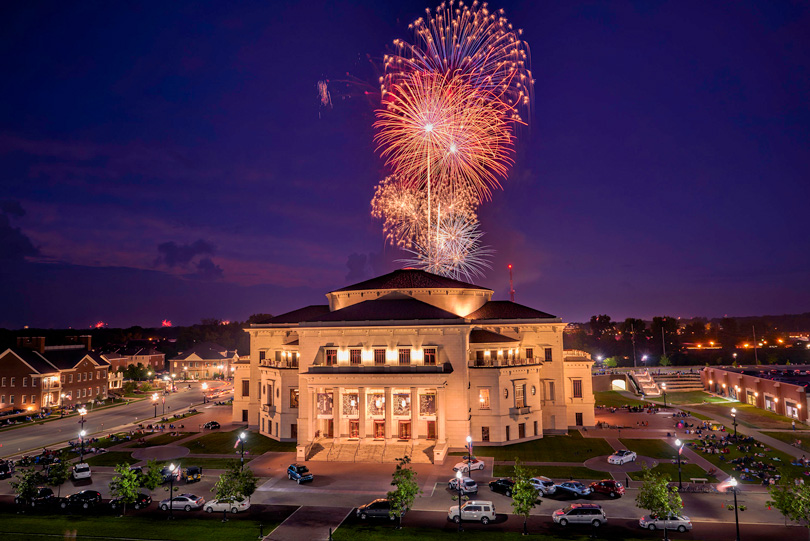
[101,345,165,373]
[169,342,237,380]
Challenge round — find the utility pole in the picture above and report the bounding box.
[508,264,515,302]
[752,325,759,365]
[631,323,637,368]
[661,318,667,358]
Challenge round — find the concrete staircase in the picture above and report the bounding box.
[307,440,436,463]
[633,370,662,397]
[652,372,704,392]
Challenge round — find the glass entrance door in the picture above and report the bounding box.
[427,420,436,439]
[374,420,385,439]
[398,421,411,440]
[349,420,359,438]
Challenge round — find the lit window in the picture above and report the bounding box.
[326,349,337,366]
[398,349,411,365]
[350,349,361,365]
[374,349,386,365]
[479,388,490,409]
[424,348,437,365]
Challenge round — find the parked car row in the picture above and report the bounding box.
[483,477,624,499]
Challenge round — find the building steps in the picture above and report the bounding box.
[306,440,435,463]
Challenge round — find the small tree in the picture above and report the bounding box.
[110,463,140,516]
[387,456,422,529]
[768,483,810,539]
[659,355,671,367]
[511,458,539,535]
[635,466,682,540]
[11,467,44,510]
[45,453,72,497]
[214,461,258,502]
[141,459,164,492]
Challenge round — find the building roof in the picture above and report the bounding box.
[173,342,231,361]
[265,305,331,324]
[4,348,59,374]
[333,269,491,293]
[40,349,110,370]
[304,294,463,324]
[466,301,556,321]
[469,329,520,344]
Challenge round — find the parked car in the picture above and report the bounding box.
[182,466,202,483]
[555,481,593,497]
[488,478,515,497]
[589,479,625,498]
[0,459,14,479]
[15,487,56,508]
[448,476,478,495]
[159,493,205,511]
[287,464,314,484]
[356,498,404,520]
[453,458,485,473]
[607,450,637,465]
[204,497,250,514]
[529,476,556,495]
[639,514,692,532]
[447,500,496,524]
[60,490,102,510]
[160,466,180,483]
[203,421,220,429]
[553,504,607,527]
[71,463,92,480]
[110,493,152,511]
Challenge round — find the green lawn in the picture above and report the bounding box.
[128,432,193,448]
[594,391,647,408]
[0,512,275,541]
[689,435,806,483]
[619,439,677,460]
[627,463,716,482]
[456,431,613,462]
[688,411,713,421]
[647,391,724,405]
[181,428,296,454]
[761,431,810,453]
[493,464,606,480]
[83,451,139,467]
[689,402,797,430]
[156,457,254,470]
[333,522,652,541]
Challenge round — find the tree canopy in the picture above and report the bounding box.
[110,463,140,516]
[387,455,421,527]
[510,458,539,535]
[635,466,683,521]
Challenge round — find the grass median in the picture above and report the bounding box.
[647,391,724,406]
[181,428,295,454]
[83,451,139,467]
[128,431,193,448]
[594,391,648,408]
[760,431,810,453]
[450,431,613,462]
[333,522,650,541]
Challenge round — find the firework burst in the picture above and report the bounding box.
[398,211,493,282]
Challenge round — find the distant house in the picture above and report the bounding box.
[169,342,237,380]
[101,344,165,373]
[0,336,111,414]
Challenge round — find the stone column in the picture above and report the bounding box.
[332,387,341,440]
[437,387,446,443]
[358,387,367,440]
[410,386,419,440]
[384,386,393,440]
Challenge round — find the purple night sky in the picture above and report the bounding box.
[1,1,808,329]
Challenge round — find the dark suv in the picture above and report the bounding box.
[489,478,516,497]
[203,421,220,429]
[356,498,403,520]
[287,464,313,484]
[15,487,56,508]
[0,459,14,479]
[60,490,102,510]
[110,492,152,511]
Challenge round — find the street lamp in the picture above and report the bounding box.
[642,355,648,365]
[731,408,737,438]
[455,469,464,532]
[79,429,86,462]
[202,382,208,404]
[239,432,247,470]
[167,463,177,520]
[60,393,66,418]
[78,406,87,434]
[674,439,684,490]
[152,393,159,418]
[661,383,667,407]
[466,435,472,470]
[729,477,740,541]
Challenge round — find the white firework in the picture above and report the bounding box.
[398,212,493,282]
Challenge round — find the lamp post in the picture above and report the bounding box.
[152,393,159,418]
[661,383,667,407]
[239,432,247,470]
[79,429,86,462]
[466,435,472,470]
[202,382,208,404]
[731,408,737,438]
[167,463,176,520]
[60,393,66,418]
[78,406,87,436]
[674,439,683,490]
[729,477,740,541]
[455,469,464,532]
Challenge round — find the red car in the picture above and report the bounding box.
[589,480,625,498]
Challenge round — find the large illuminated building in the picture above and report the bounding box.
[232,269,594,463]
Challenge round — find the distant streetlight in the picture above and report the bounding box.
[152,393,159,418]
[466,435,473,470]
[60,393,66,418]
[731,408,738,438]
[674,439,684,489]
[202,382,208,404]
[79,429,87,462]
[167,463,177,520]
[729,477,740,541]
[661,383,667,407]
[455,469,464,532]
[239,432,247,470]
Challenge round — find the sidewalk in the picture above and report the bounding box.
[265,506,352,541]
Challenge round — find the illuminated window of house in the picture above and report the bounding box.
[326,349,337,366]
[515,384,526,408]
[479,388,490,409]
[290,388,299,408]
[350,349,361,365]
[374,349,386,365]
[424,348,437,365]
[398,348,411,365]
[573,379,583,398]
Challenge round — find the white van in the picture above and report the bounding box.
[447,500,496,524]
[72,463,92,480]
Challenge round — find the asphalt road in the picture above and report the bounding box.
[0,383,230,458]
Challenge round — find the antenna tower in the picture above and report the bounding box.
[508,264,515,302]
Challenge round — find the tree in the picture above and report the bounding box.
[214,461,258,502]
[45,453,71,497]
[110,463,140,516]
[589,315,616,339]
[659,355,671,367]
[768,483,810,539]
[511,458,539,535]
[636,466,683,540]
[11,467,44,509]
[387,456,422,528]
[141,459,164,492]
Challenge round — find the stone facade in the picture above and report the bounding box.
[232,270,595,462]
